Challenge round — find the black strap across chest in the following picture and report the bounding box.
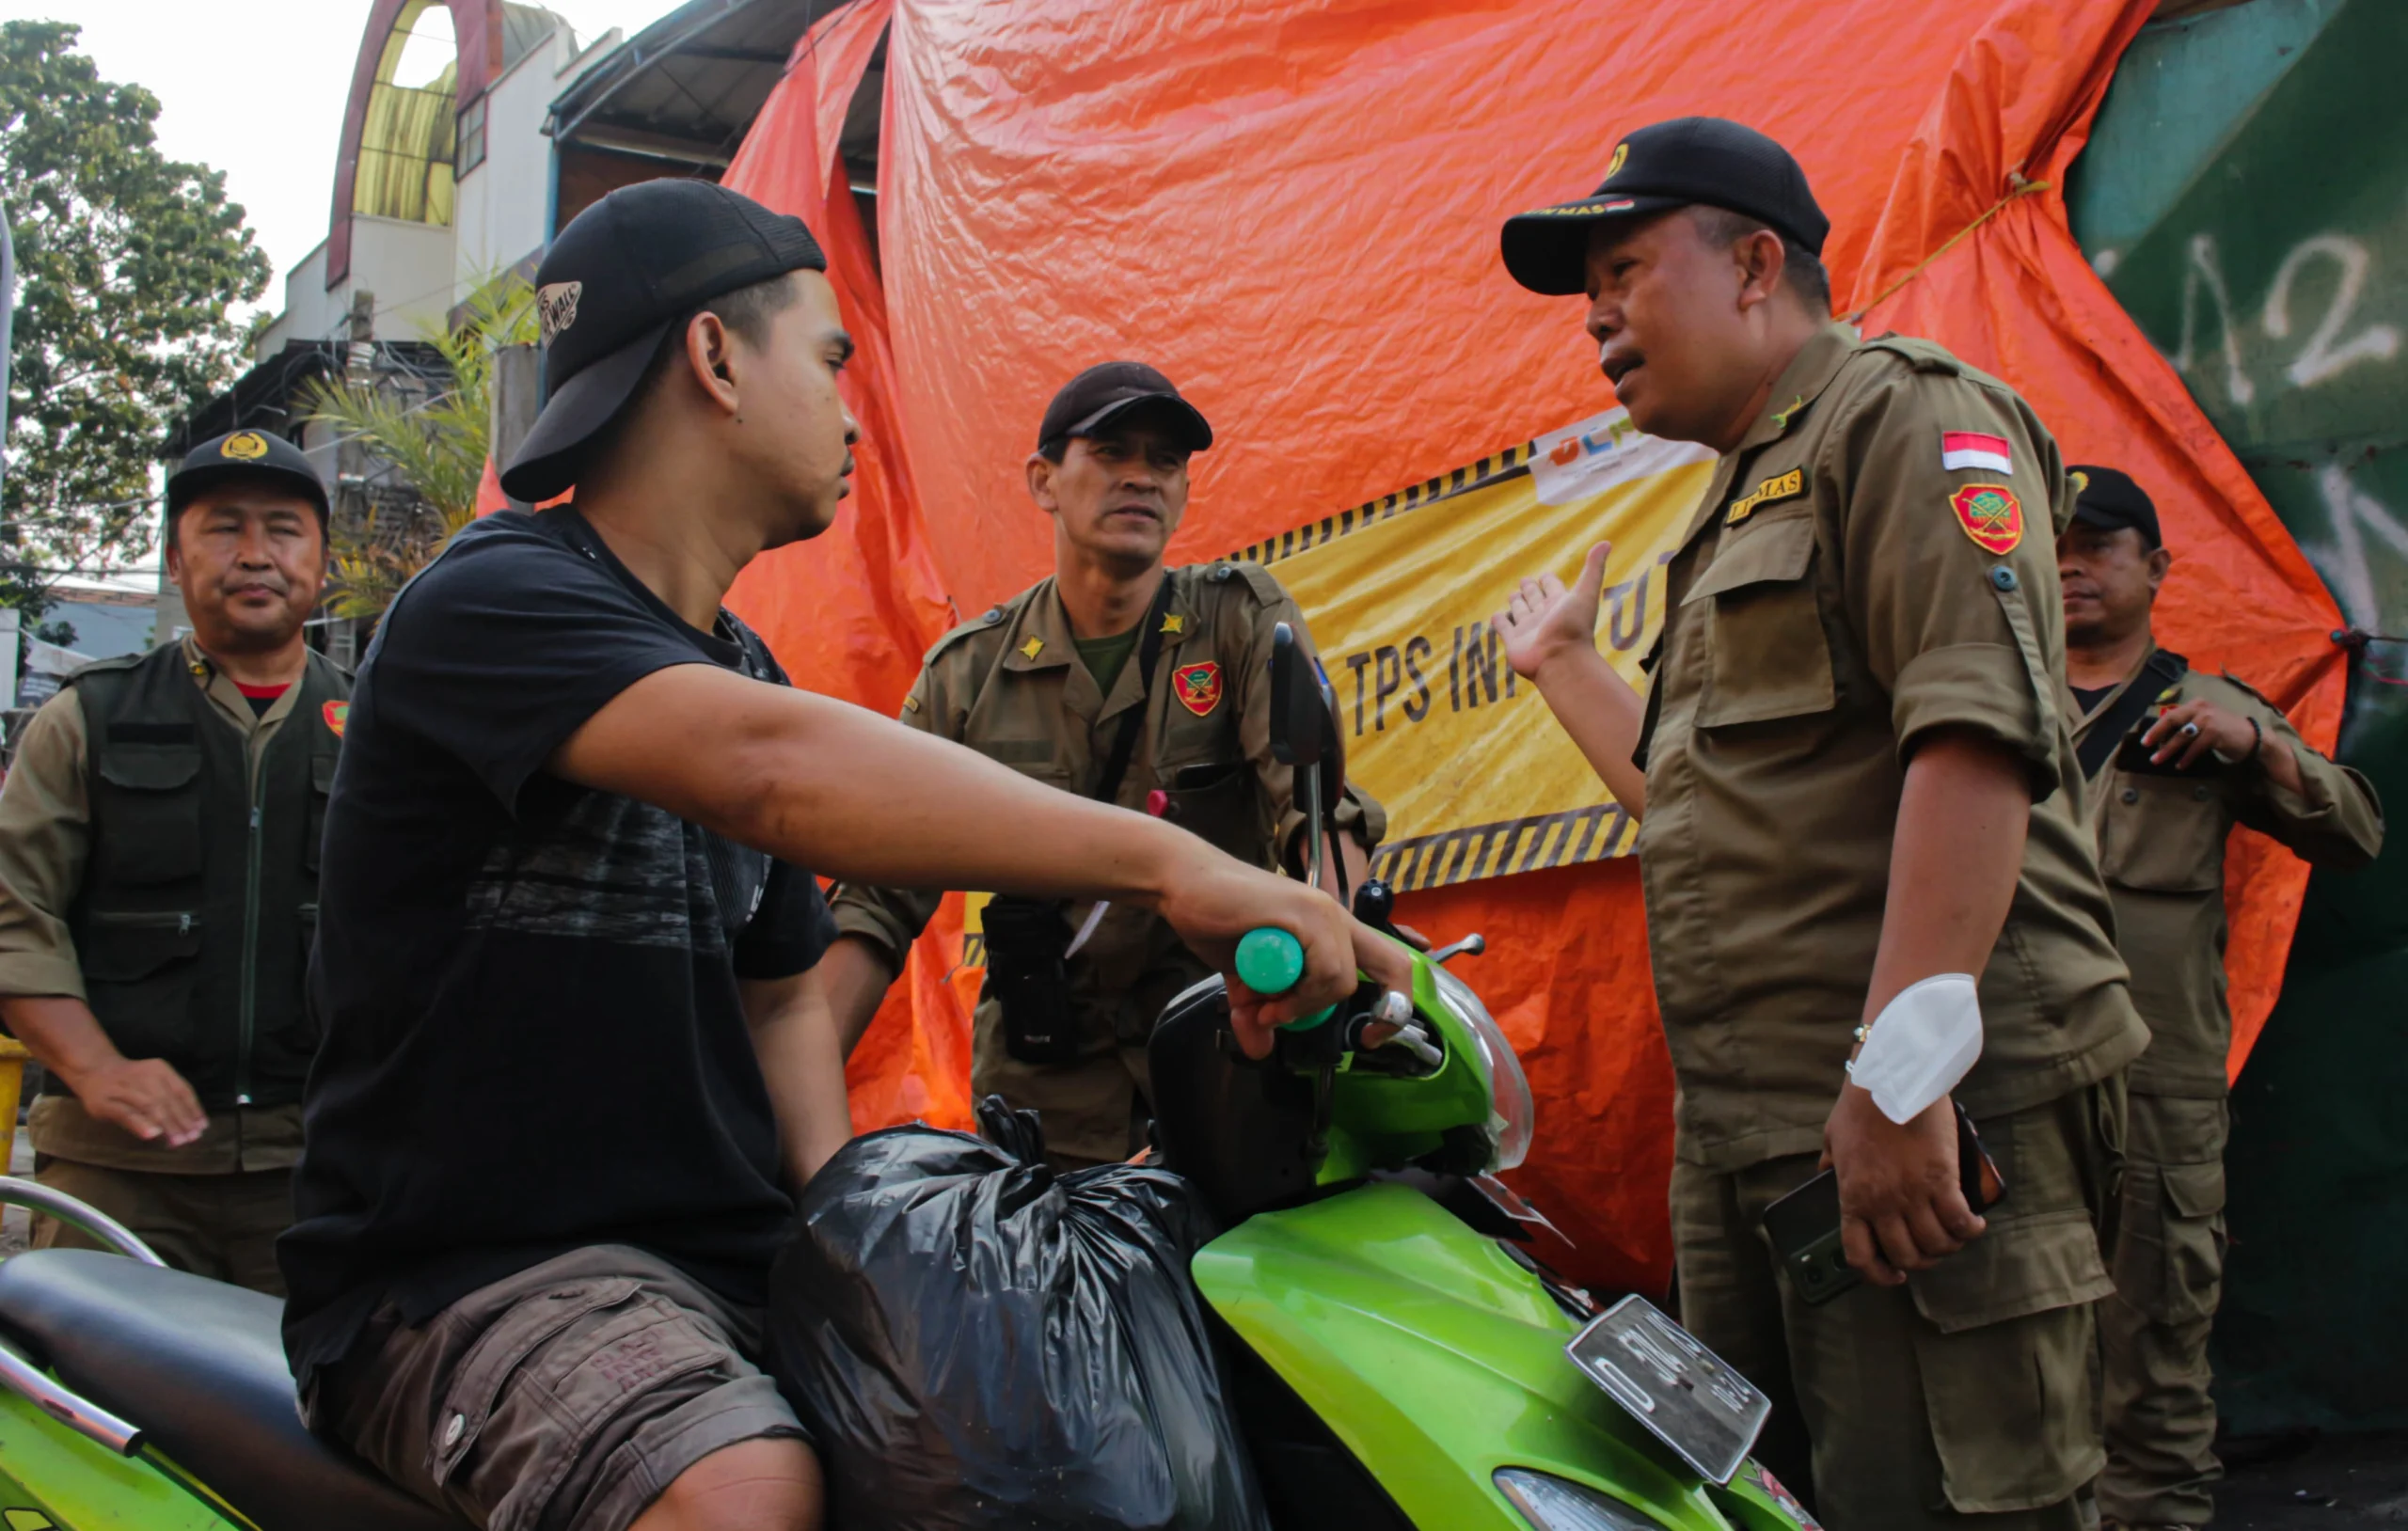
[2078,648,2190,781]
[1089,576,1178,805]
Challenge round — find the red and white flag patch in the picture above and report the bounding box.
[1941,430,2012,474]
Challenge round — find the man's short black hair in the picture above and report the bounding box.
[1688,204,1831,314]
[635,270,803,398]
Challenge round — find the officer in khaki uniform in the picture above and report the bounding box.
[0,430,345,1293]
[1494,119,2148,1525]
[821,363,1381,1167]
[2056,466,2382,1530]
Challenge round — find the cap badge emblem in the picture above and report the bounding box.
[220,432,270,461]
[1605,142,1629,180]
[1174,661,1223,718]
[537,281,583,346]
[1949,483,2025,555]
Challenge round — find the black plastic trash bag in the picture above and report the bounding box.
[768,1101,1271,1531]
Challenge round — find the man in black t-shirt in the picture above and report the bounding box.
[283,182,1397,1531]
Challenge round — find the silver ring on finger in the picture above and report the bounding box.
[2179,721,2201,739]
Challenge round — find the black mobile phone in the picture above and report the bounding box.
[1761,1103,2006,1306]
[2115,727,2220,777]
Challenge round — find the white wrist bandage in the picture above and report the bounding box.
[1846,973,1983,1125]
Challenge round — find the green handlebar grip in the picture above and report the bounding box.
[1234,927,1334,1031]
[1236,927,1306,994]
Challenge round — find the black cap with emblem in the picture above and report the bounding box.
[500,179,828,503]
[1037,361,1213,455]
[2067,465,2162,548]
[1500,117,1830,297]
[166,430,331,527]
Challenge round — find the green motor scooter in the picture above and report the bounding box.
[1135,624,1821,1531]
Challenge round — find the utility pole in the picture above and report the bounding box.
[490,342,540,513]
[325,289,377,668]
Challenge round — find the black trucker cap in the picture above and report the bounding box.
[500,179,828,502]
[166,430,330,525]
[1037,361,1213,455]
[2068,465,2162,548]
[1501,117,1830,296]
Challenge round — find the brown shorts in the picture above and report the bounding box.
[307,1245,808,1531]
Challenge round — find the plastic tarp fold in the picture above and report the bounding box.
[725,0,2344,1290]
[721,0,973,1134]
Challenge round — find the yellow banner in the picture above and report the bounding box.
[1227,409,1715,891]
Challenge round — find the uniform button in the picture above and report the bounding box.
[982,607,1003,624]
[443,1413,467,1448]
[1989,565,2019,592]
[2121,787,2139,804]
[1209,564,1233,583]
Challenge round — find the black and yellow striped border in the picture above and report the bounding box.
[1228,443,1535,567]
[1370,801,1636,893]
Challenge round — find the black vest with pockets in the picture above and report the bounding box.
[66,645,349,1111]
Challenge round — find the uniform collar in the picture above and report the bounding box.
[1735,322,1860,454]
[999,570,1199,722]
[181,635,303,732]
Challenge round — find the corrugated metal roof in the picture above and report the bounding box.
[546,0,821,168]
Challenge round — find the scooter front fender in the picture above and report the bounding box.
[1196,1183,1806,1531]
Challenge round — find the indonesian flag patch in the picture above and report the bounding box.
[1949,483,2025,554]
[1173,661,1224,717]
[1941,430,2013,474]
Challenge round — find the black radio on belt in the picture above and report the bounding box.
[985,895,1081,1065]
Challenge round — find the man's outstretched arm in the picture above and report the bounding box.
[551,662,1406,1053]
[740,969,854,1191]
[1493,542,1650,817]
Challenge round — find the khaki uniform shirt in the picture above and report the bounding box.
[0,638,309,1173]
[2077,647,2382,1097]
[830,562,1382,1161]
[1638,324,2149,1172]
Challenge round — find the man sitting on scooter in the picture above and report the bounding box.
[278,180,1401,1531]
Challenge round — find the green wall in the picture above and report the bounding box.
[2068,0,2408,1431]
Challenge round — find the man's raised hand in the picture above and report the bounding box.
[1494,541,1611,682]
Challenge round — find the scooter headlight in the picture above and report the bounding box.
[1430,963,1533,1172]
[1495,1468,1674,1530]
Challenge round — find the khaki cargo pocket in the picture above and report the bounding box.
[1684,514,1836,729]
[1909,1209,2113,1513]
[2115,1160,2226,1324]
[2099,774,2225,892]
[431,1278,731,1509]
[94,747,203,884]
[1163,758,1264,860]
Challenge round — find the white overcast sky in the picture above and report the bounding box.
[2,1,670,302]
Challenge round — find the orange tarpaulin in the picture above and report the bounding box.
[721,0,2345,1291]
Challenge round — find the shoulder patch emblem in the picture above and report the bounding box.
[1728,467,1805,525]
[220,431,270,461]
[1173,661,1223,717]
[1950,483,2024,554]
[322,700,348,738]
[1941,430,2012,474]
[1019,637,1045,660]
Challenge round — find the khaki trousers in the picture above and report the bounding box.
[2099,1092,2227,1527]
[1671,1080,2125,1528]
[30,1155,293,1296]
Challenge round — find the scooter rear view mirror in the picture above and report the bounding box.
[1268,623,1325,768]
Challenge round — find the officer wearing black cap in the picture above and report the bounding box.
[819,361,1386,1169]
[2060,466,2381,1531]
[1489,118,2150,1524]
[0,428,345,1294]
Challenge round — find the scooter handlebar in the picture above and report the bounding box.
[1233,926,1338,1030]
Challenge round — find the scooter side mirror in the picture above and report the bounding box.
[1268,623,1323,768]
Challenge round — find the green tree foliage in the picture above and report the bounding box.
[304,272,535,620]
[0,21,268,616]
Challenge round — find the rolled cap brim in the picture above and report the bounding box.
[1499,195,1688,295]
[499,319,671,503]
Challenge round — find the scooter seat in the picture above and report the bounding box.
[0,1248,462,1531]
